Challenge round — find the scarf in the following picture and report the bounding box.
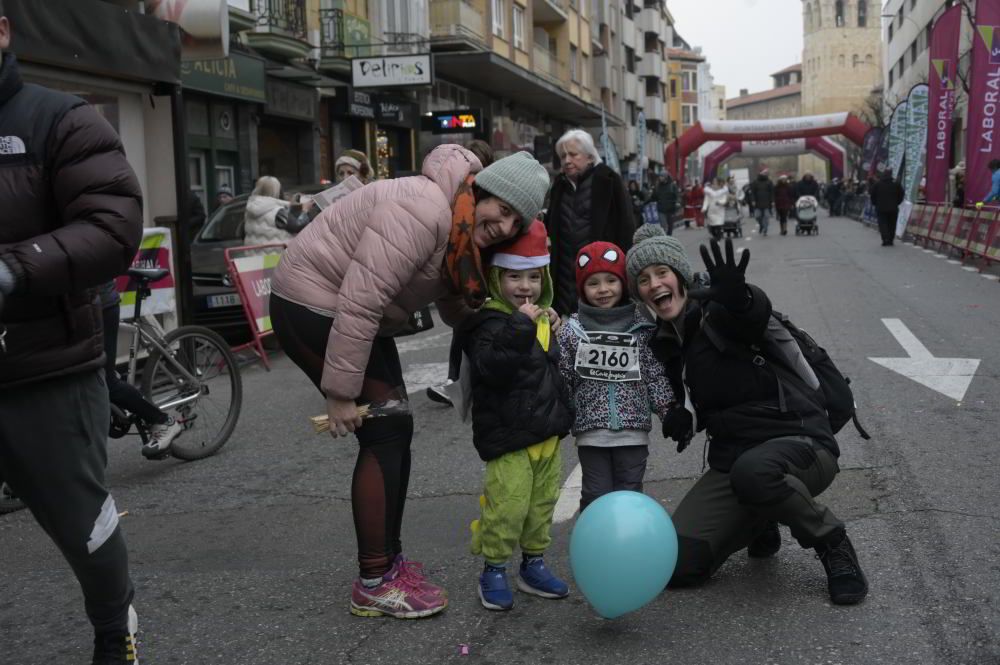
[444,175,488,309]
[576,301,640,334]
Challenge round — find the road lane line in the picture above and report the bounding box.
[396,331,452,354]
[553,463,582,524]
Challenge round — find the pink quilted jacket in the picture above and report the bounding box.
[271,144,482,399]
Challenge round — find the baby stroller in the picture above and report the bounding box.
[795,196,819,235]
[722,195,743,238]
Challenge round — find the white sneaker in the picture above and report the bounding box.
[91,604,139,664]
[142,417,182,459]
[425,380,455,406]
[0,481,26,514]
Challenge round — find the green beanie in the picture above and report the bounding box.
[625,224,694,298]
[475,151,550,229]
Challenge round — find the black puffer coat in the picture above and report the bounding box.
[546,163,634,315]
[0,55,143,389]
[650,285,838,472]
[463,310,573,461]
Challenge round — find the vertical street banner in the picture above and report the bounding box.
[965,1,1000,204]
[115,227,176,320]
[861,127,883,176]
[903,84,930,202]
[637,111,646,188]
[925,4,963,203]
[873,122,891,175]
[887,101,908,180]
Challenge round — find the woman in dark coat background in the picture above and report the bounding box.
[545,129,635,315]
[774,175,795,236]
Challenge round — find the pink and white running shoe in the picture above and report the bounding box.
[389,554,447,598]
[350,564,448,619]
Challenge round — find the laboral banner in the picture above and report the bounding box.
[115,228,176,319]
[887,101,908,180]
[903,84,929,202]
[925,4,963,203]
[861,127,882,176]
[229,250,282,333]
[964,2,1000,204]
[872,123,891,175]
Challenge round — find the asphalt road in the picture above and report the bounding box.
[2,211,998,665]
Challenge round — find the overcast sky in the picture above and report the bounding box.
[666,0,804,100]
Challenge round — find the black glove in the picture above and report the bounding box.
[688,238,751,311]
[662,406,694,453]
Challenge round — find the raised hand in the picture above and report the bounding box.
[688,238,751,310]
[518,301,544,321]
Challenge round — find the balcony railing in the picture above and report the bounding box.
[319,8,345,55]
[254,0,306,40]
[430,0,486,45]
[533,43,562,85]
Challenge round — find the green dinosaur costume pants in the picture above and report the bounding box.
[471,437,562,565]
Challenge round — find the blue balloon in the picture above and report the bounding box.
[569,491,678,619]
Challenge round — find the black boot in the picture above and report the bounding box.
[747,521,781,558]
[815,531,868,605]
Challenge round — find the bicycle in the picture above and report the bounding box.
[109,267,243,460]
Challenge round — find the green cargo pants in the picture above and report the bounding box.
[471,437,562,565]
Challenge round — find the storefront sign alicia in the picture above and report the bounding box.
[181,52,267,103]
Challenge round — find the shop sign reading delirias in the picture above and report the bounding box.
[351,54,433,88]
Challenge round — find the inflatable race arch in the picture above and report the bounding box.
[666,112,869,182]
[701,136,847,183]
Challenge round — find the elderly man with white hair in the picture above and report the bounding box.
[544,129,635,315]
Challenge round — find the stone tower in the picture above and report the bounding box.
[800,0,882,177]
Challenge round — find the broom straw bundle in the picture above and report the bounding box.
[310,405,370,434]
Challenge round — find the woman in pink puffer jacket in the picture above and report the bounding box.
[270,145,551,619]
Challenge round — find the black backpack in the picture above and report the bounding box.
[768,311,871,440]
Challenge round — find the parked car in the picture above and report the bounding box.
[191,184,327,337]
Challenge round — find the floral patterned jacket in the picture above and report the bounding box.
[556,305,675,438]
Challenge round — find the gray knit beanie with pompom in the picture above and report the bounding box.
[625,224,694,298]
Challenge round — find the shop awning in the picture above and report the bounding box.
[7,0,181,84]
[433,52,621,127]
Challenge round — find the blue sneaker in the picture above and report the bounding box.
[517,556,569,599]
[478,565,514,611]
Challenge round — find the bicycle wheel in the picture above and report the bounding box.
[141,325,243,460]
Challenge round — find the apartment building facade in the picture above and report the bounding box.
[881,0,969,169]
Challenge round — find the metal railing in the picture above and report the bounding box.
[319,8,345,55]
[254,0,306,40]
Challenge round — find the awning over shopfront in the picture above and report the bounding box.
[6,0,181,84]
[433,52,617,127]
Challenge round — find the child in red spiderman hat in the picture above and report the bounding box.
[555,241,677,511]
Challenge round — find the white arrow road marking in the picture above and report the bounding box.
[402,362,450,392]
[868,319,980,402]
[396,331,452,354]
[553,463,583,524]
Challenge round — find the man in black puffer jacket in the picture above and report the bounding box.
[0,12,143,662]
[462,221,573,611]
[626,228,868,607]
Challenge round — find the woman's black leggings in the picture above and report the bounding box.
[270,294,412,579]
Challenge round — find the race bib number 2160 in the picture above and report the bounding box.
[575,332,641,382]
